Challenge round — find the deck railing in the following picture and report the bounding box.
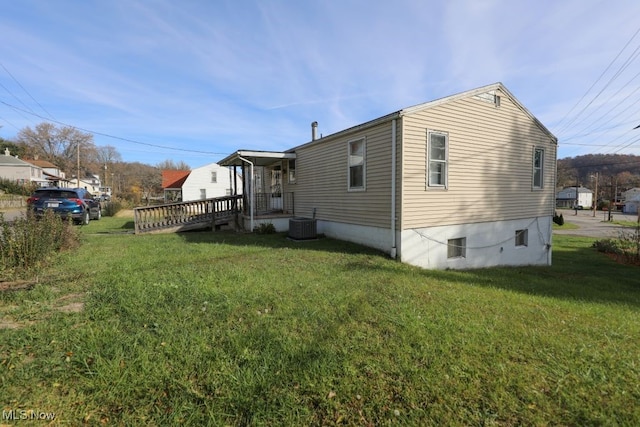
[134,195,242,234]
[252,192,294,215]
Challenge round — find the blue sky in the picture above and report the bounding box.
[1,0,639,168]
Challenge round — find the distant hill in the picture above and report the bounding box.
[557,154,640,190]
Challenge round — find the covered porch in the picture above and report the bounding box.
[219,150,296,231]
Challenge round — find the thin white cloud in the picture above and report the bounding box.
[1,0,640,166]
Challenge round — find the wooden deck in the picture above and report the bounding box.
[133,195,242,234]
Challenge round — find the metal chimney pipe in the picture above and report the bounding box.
[311,121,318,141]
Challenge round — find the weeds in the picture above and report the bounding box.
[254,222,276,234]
[0,210,80,278]
[592,220,640,264]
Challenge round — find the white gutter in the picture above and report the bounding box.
[238,156,255,231]
[390,119,397,259]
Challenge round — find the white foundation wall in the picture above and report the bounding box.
[242,216,290,232]
[317,220,391,253]
[400,217,552,270]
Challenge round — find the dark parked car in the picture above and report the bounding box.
[27,187,101,225]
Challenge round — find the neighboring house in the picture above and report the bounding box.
[162,170,190,202]
[556,186,593,209]
[0,148,48,186]
[161,162,242,202]
[23,158,71,187]
[622,187,640,203]
[70,175,101,195]
[220,82,558,270]
[623,194,640,214]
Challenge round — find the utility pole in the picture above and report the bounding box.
[76,143,80,188]
[592,172,598,217]
[574,177,579,215]
[608,176,613,222]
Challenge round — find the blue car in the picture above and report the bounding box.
[27,187,101,225]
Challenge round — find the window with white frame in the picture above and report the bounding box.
[288,159,296,183]
[211,171,217,183]
[533,148,544,189]
[200,189,206,200]
[348,138,366,190]
[427,130,448,188]
[447,237,466,258]
[515,229,528,247]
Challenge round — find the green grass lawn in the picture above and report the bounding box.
[1,217,639,425]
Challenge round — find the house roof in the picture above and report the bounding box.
[218,150,296,167]
[0,153,31,166]
[217,83,557,165]
[162,170,190,189]
[290,82,557,152]
[23,158,59,169]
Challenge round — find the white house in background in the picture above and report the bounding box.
[70,175,101,195]
[623,192,640,214]
[556,186,593,209]
[23,158,71,187]
[0,148,48,186]
[622,188,640,202]
[162,162,242,202]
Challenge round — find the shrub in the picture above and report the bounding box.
[254,222,276,234]
[102,200,124,217]
[553,212,564,226]
[592,239,622,255]
[0,178,38,196]
[0,210,80,278]
[593,225,640,264]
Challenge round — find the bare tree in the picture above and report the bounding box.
[156,159,191,170]
[17,122,95,177]
[96,145,123,187]
[96,145,122,165]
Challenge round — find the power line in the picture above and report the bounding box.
[0,99,229,156]
[556,25,640,136]
[0,63,55,120]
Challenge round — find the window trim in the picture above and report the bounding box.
[427,130,449,189]
[348,137,366,191]
[211,171,217,183]
[533,147,544,190]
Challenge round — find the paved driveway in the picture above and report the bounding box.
[554,209,636,239]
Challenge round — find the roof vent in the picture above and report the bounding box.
[311,121,318,141]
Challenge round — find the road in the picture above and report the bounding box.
[554,209,637,238]
[0,208,26,223]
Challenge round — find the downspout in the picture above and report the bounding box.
[238,156,254,231]
[549,142,557,266]
[390,119,397,259]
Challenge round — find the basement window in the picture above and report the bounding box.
[515,229,528,247]
[447,237,466,259]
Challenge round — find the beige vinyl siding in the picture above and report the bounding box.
[401,89,556,230]
[293,121,399,228]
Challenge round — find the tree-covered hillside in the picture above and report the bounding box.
[557,154,640,191]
